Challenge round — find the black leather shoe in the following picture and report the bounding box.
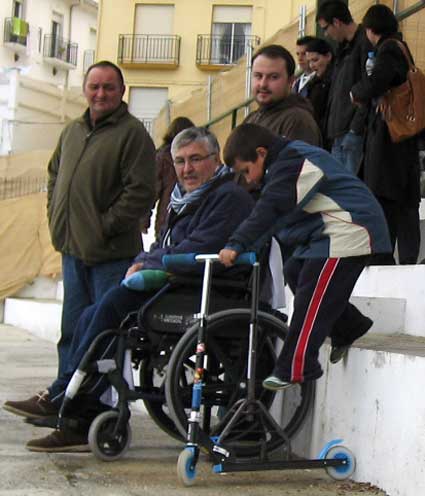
[25,416,58,429]
[329,344,350,364]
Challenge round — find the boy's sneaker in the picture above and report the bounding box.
[26,429,90,453]
[330,316,373,364]
[262,375,293,391]
[329,344,350,364]
[3,390,58,419]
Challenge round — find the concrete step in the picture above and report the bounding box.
[3,297,61,343]
[350,296,405,335]
[12,275,62,301]
[352,265,425,337]
[308,336,425,496]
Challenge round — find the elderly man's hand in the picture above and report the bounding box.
[219,248,238,267]
[125,262,144,278]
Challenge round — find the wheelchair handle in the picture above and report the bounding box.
[162,252,257,269]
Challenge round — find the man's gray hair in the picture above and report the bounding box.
[171,126,220,158]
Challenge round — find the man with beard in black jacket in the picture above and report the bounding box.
[316,1,372,174]
[244,44,322,146]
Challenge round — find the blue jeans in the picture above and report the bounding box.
[58,255,132,377]
[331,132,364,175]
[50,285,154,404]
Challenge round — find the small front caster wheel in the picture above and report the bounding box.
[325,445,356,480]
[88,410,132,461]
[177,448,197,486]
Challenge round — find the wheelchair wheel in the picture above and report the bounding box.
[88,410,132,461]
[139,355,184,442]
[165,309,315,457]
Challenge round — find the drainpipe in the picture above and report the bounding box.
[393,0,399,14]
[244,45,253,117]
[207,76,212,122]
[61,0,80,122]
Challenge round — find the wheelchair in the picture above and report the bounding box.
[57,255,315,462]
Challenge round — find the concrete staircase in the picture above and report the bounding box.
[2,265,425,496]
[287,265,425,496]
[3,276,63,343]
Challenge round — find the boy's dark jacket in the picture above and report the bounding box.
[226,138,391,258]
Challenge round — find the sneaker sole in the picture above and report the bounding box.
[2,404,51,419]
[26,444,90,453]
[329,345,350,364]
[262,382,294,391]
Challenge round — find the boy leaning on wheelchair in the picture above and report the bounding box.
[3,123,391,453]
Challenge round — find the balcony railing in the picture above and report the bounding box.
[43,34,78,69]
[3,17,29,52]
[141,118,154,136]
[83,49,95,73]
[196,34,260,68]
[118,34,181,68]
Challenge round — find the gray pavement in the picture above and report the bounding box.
[0,324,386,496]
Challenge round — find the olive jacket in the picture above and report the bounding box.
[47,102,156,265]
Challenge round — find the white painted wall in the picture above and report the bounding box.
[311,344,425,496]
[0,0,97,88]
[0,0,97,154]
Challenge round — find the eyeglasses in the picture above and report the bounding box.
[173,153,215,168]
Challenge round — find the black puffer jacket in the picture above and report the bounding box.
[326,25,371,139]
[306,62,335,150]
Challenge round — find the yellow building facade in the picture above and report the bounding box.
[96,0,425,145]
[96,0,316,135]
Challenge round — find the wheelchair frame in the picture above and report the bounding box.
[55,254,315,463]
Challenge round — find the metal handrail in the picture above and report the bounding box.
[395,0,425,22]
[205,97,254,129]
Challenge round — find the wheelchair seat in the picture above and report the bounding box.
[140,276,252,335]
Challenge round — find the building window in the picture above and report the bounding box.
[128,87,168,138]
[13,0,24,19]
[134,4,174,35]
[211,6,252,64]
[118,4,179,66]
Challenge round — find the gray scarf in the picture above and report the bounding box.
[169,165,230,215]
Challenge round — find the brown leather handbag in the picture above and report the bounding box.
[378,39,425,143]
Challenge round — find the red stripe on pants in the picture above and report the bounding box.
[291,258,339,382]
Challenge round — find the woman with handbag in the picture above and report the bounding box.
[350,4,421,265]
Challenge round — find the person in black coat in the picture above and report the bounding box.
[351,4,421,264]
[305,38,334,150]
[316,1,372,174]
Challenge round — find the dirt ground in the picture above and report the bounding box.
[0,325,388,496]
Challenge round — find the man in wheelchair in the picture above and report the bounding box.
[3,127,254,452]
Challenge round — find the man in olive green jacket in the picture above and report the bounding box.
[47,61,156,377]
